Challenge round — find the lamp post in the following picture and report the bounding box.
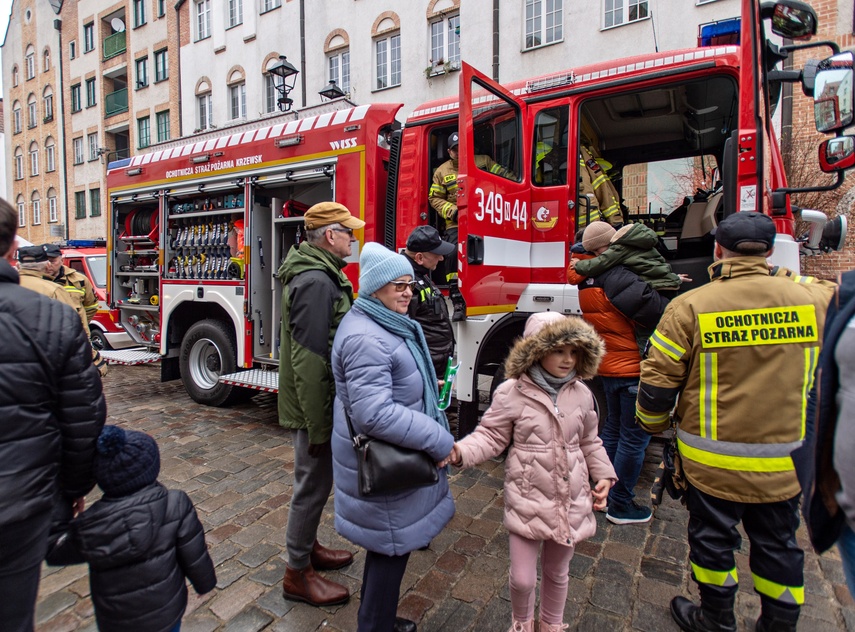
[319,79,346,101]
[268,55,299,112]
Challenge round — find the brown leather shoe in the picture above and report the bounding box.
[282,564,350,606]
[310,540,354,571]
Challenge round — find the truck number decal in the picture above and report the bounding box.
[473,188,527,230]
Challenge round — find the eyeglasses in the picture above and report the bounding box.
[388,280,418,292]
[329,227,354,238]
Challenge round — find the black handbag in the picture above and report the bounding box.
[344,409,439,497]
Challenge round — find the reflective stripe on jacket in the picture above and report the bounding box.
[636,257,835,503]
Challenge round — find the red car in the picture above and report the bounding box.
[62,242,134,350]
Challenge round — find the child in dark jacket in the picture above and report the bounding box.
[47,425,216,632]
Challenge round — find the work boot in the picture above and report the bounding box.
[451,297,467,321]
[393,618,417,632]
[507,619,533,632]
[755,599,799,632]
[309,540,354,571]
[670,596,736,632]
[282,564,350,606]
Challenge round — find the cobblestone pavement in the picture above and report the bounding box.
[35,364,854,632]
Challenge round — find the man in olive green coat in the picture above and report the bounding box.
[277,202,364,607]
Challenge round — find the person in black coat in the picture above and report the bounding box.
[47,425,216,632]
[0,198,106,632]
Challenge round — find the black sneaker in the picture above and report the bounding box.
[451,303,467,322]
[606,500,652,525]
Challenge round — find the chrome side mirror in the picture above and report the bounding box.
[814,52,854,133]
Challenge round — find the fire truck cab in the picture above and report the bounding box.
[106,0,851,434]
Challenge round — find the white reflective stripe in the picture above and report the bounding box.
[481,236,565,268]
[676,429,803,458]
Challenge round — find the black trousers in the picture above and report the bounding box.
[686,484,803,612]
[357,549,411,632]
[443,227,459,286]
[0,511,51,632]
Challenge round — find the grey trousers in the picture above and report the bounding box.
[285,428,334,569]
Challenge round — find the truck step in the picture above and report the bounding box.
[100,348,162,366]
[219,369,279,393]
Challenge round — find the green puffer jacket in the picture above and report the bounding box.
[277,242,353,444]
[574,222,680,290]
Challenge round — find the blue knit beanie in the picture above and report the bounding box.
[94,425,161,497]
[358,242,414,296]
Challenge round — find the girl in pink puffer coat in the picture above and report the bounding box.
[448,312,617,632]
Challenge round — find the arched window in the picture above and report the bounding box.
[325,31,351,94]
[14,148,24,180]
[43,86,54,122]
[48,188,58,222]
[16,195,26,227]
[12,101,22,134]
[29,141,39,176]
[45,137,56,172]
[195,78,213,131]
[371,13,401,90]
[25,45,35,80]
[31,191,41,225]
[27,94,37,128]
[43,48,51,72]
[227,68,246,120]
[12,65,19,87]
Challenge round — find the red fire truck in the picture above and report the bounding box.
[106,0,850,435]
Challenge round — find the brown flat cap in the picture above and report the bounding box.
[304,202,365,230]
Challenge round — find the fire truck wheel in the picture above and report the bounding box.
[180,319,243,406]
[90,328,111,351]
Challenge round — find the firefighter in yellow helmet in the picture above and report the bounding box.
[635,212,835,632]
[429,132,512,321]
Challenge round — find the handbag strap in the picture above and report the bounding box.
[342,407,362,447]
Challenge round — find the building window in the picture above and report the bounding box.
[29,143,39,175]
[32,195,41,225]
[525,0,563,48]
[156,111,170,142]
[262,0,281,11]
[43,49,50,72]
[83,22,95,53]
[46,139,56,172]
[25,50,35,79]
[88,133,99,161]
[12,65,18,87]
[264,74,277,113]
[27,97,37,128]
[157,0,165,17]
[198,93,213,130]
[12,105,21,134]
[229,83,246,120]
[328,49,350,93]
[71,84,81,112]
[75,191,86,219]
[18,198,26,227]
[228,0,242,27]
[69,41,76,59]
[90,189,101,217]
[604,0,648,28]
[14,149,23,180]
[138,116,151,148]
[133,0,146,27]
[43,92,53,121]
[86,78,97,107]
[48,190,58,223]
[430,13,460,67]
[375,33,401,90]
[195,0,211,40]
[154,49,168,82]
[73,138,84,165]
[135,57,148,88]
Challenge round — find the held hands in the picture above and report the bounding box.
[677,273,693,283]
[437,443,462,468]
[592,479,613,511]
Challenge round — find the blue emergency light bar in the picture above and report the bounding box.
[699,18,741,47]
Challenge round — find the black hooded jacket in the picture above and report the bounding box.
[403,253,455,377]
[0,258,105,526]
[47,482,216,632]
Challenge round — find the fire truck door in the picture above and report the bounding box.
[458,63,532,315]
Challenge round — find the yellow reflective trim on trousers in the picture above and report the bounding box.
[677,438,796,472]
[691,561,738,587]
[650,330,686,361]
[801,346,819,439]
[699,353,719,440]
[751,573,804,605]
[440,202,455,218]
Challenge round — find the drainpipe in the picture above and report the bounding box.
[492,0,499,81]
[299,0,306,108]
[54,19,70,241]
[174,0,185,136]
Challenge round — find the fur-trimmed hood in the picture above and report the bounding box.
[504,314,605,380]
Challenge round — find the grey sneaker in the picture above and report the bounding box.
[606,500,652,525]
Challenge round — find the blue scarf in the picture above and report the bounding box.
[353,296,449,433]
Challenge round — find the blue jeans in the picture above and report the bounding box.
[838,522,855,601]
[600,376,650,506]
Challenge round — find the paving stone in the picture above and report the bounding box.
[180,615,221,632]
[593,558,634,584]
[248,556,288,586]
[223,606,273,632]
[35,591,77,625]
[575,606,625,632]
[413,569,454,601]
[208,578,267,620]
[631,599,679,632]
[569,554,595,579]
[470,594,513,631]
[35,612,80,632]
[420,598,478,632]
[397,592,434,622]
[216,558,250,589]
[238,542,280,568]
[645,534,689,566]
[589,578,632,616]
[255,585,296,618]
[640,557,685,586]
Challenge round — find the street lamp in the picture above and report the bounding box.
[319,79,346,101]
[268,55,299,112]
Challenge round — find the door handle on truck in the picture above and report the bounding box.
[467,234,484,265]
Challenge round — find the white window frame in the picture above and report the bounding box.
[133,0,146,27]
[230,83,246,120]
[25,53,34,79]
[525,0,563,49]
[429,13,460,68]
[43,50,50,72]
[73,138,84,165]
[49,194,58,223]
[86,78,97,107]
[69,41,76,59]
[604,0,649,29]
[196,0,211,40]
[71,84,81,112]
[262,0,281,12]
[18,200,26,227]
[228,0,243,27]
[83,23,94,52]
[13,107,21,134]
[198,93,213,130]
[44,93,53,120]
[30,145,39,175]
[32,198,41,225]
[15,151,23,179]
[88,133,99,161]
[264,74,277,113]
[90,189,101,217]
[328,49,351,92]
[375,33,401,90]
[46,141,56,172]
[27,99,37,128]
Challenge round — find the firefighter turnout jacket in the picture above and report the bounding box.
[636,257,835,504]
[429,156,511,230]
[56,265,98,325]
[578,146,622,228]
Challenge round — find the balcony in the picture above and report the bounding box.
[105,88,128,117]
[104,31,126,60]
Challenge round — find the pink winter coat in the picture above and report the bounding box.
[456,315,617,547]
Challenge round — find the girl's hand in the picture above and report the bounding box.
[592,479,613,511]
[438,444,461,468]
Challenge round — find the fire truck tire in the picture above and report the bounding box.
[90,328,111,351]
[180,319,243,406]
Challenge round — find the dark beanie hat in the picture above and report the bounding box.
[94,425,161,497]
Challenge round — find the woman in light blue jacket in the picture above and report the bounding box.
[331,242,455,632]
